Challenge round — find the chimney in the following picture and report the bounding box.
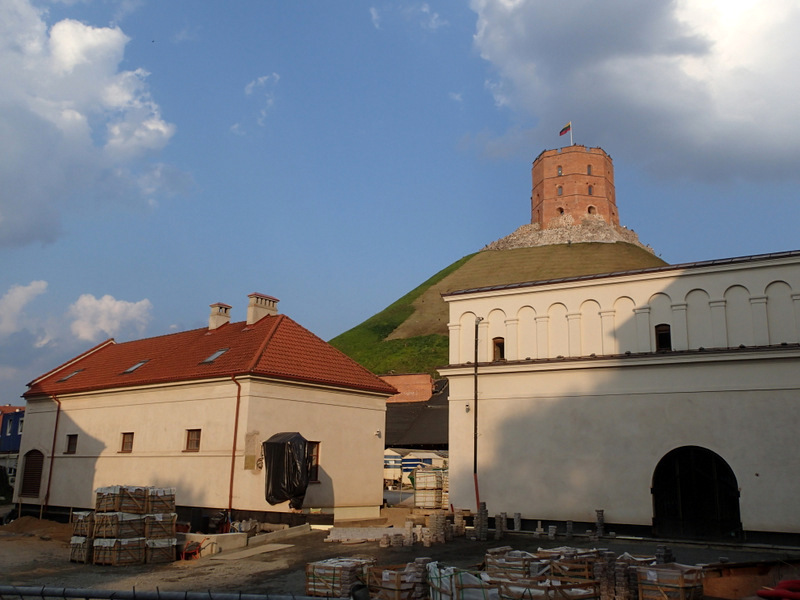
[209,302,232,330]
[247,293,279,324]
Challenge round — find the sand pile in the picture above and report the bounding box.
[0,515,73,542]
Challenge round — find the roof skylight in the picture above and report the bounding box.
[57,369,83,382]
[122,360,149,374]
[201,348,229,364]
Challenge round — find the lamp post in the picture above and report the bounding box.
[473,316,483,510]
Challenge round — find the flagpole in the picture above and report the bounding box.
[570,123,573,146]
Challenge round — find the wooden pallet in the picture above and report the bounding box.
[93,512,146,538]
[95,486,148,514]
[145,513,177,539]
[92,538,146,566]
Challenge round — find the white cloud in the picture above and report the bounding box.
[0,281,48,336]
[420,4,448,31]
[68,294,153,342]
[370,7,381,29]
[0,0,178,248]
[243,73,280,127]
[470,0,800,181]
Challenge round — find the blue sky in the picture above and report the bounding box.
[2,0,799,402]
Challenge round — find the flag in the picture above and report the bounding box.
[559,122,571,136]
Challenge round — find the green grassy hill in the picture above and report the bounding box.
[330,242,667,376]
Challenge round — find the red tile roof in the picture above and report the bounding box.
[381,374,435,403]
[0,405,24,414]
[24,315,396,398]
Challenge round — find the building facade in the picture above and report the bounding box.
[17,294,396,524]
[440,251,800,541]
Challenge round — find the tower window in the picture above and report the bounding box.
[588,206,596,214]
[655,324,672,352]
[492,337,505,361]
[557,166,563,176]
[557,186,562,196]
[587,165,592,175]
[588,185,593,195]
[557,207,564,214]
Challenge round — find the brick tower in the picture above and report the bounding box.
[531,145,619,229]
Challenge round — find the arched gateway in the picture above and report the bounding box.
[652,446,743,541]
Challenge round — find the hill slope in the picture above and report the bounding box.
[330,242,667,376]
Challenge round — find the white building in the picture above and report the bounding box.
[440,251,800,541]
[17,294,396,525]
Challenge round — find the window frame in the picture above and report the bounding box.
[120,432,134,453]
[307,441,321,483]
[65,434,78,454]
[655,324,672,352]
[185,428,202,452]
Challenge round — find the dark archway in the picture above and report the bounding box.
[19,449,44,498]
[652,446,743,540]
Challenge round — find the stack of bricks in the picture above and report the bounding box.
[414,469,445,509]
[426,511,448,544]
[474,502,489,541]
[306,557,376,597]
[69,485,177,566]
[368,558,433,600]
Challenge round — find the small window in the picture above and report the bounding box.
[4,420,11,436]
[122,360,148,374]
[588,206,596,214]
[655,324,672,352]
[588,185,593,196]
[185,429,201,452]
[201,349,229,364]
[18,418,23,434]
[557,186,562,196]
[587,164,592,175]
[557,166,563,176]
[307,441,320,482]
[492,338,505,361]
[65,434,78,454]
[557,207,564,215]
[120,432,134,453]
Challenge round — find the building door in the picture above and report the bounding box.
[652,446,743,540]
[19,449,44,498]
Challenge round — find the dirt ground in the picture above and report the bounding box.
[2,515,800,596]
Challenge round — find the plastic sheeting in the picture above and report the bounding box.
[263,432,310,509]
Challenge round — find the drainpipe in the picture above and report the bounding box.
[228,376,242,513]
[473,316,483,511]
[43,394,62,516]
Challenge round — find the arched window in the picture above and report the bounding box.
[588,185,593,195]
[587,164,592,175]
[19,449,44,498]
[588,206,596,214]
[557,166,563,176]
[557,207,564,215]
[492,337,505,361]
[655,324,672,352]
[557,186,562,196]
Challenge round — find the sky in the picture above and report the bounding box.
[2,0,800,402]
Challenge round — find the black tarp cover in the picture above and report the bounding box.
[263,432,310,509]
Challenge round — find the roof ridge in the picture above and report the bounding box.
[246,314,285,372]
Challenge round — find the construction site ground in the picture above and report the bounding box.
[2,509,800,598]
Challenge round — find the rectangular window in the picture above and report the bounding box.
[120,432,134,453]
[4,420,11,436]
[18,418,23,434]
[307,441,320,483]
[65,434,78,454]
[185,429,201,452]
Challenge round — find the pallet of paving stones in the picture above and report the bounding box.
[305,557,377,597]
[145,487,176,514]
[93,512,146,538]
[415,489,443,509]
[95,485,148,514]
[427,563,495,600]
[70,511,94,537]
[491,575,599,600]
[636,564,703,600]
[69,536,93,564]
[145,513,177,539]
[92,537,146,566]
[485,548,548,581]
[145,538,178,564]
[415,470,445,490]
[368,559,432,600]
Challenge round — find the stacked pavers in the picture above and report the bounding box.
[306,557,376,597]
[69,485,177,566]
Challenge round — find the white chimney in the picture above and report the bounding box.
[247,293,279,324]
[209,302,232,330]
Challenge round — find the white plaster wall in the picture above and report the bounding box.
[16,377,387,520]
[445,352,800,533]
